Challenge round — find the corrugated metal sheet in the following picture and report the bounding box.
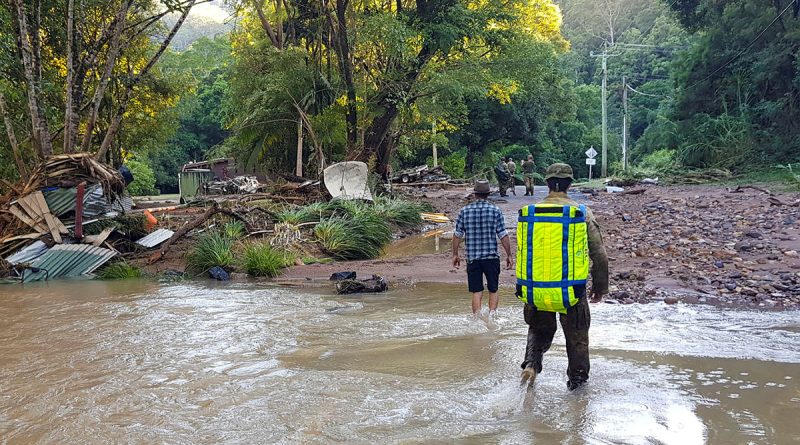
[112,194,133,213]
[135,229,174,248]
[44,184,121,218]
[179,170,214,202]
[23,244,116,283]
[5,241,49,265]
[44,187,77,217]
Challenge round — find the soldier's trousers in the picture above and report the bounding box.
[523,175,534,195]
[521,296,591,386]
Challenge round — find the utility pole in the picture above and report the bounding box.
[601,53,608,176]
[591,46,616,177]
[622,75,628,171]
[432,121,438,168]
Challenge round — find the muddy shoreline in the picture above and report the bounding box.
[281,184,800,310]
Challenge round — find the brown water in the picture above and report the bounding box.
[1,280,799,444]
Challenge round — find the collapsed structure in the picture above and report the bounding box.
[0,154,134,282]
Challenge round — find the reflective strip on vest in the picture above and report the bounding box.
[516,204,589,313]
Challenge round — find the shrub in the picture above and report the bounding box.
[678,113,753,171]
[440,151,467,178]
[126,159,158,196]
[186,231,235,273]
[639,149,678,173]
[242,242,287,277]
[97,261,144,280]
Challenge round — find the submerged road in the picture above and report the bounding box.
[1,279,798,443]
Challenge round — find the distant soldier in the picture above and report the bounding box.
[507,157,517,196]
[516,163,609,390]
[495,157,511,197]
[521,154,536,196]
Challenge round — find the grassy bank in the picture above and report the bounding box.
[109,197,428,281]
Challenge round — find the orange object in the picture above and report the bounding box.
[143,210,158,231]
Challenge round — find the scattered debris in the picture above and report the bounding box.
[4,240,48,265]
[335,274,388,294]
[204,175,261,195]
[0,154,128,271]
[421,213,451,223]
[208,266,230,281]
[21,244,117,283]
[392,165,450,183]
[323,161,373,201]
[330,271,357,281]
[135,229,175,248]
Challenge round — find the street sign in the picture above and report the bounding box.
[585,147,598,159]
[585,158,596,166]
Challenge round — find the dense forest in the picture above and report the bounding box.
[1,0,799,194]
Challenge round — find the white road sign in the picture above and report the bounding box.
[586,158,597,166]
[585,147,598,159]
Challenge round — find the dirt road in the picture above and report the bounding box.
[282,183,800,309]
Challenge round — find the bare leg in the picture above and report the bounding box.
[472,292,483,314]
[488,292,499,312]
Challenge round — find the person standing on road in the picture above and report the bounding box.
[522,154,536,196]
[452,180,514,317]
[507,157,517,196]
[516,163,608,390]
[495,157,511,197]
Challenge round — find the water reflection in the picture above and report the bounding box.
[0,280,798,443]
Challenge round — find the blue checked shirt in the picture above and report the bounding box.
[454,199,508,262]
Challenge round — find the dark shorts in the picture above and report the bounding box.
[467,258,501,293]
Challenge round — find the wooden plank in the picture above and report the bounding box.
[1,232,43,242]
[33,191,68,234]
[19,192,61,243]
[84,227,113,247]
[8,205,48,234]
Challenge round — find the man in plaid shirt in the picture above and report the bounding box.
[452,180,513,315]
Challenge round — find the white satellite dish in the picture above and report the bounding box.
[323,161,373,201]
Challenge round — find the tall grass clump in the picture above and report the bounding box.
[223,220,247,239]
[97,261,144,280]
[277,207,319,225]
[314,213,392,260]
[242,242,288,277]
[186,231,236,273]
[374,198,424,229]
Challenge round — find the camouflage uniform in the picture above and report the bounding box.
[506,159,517,196]
[521,159,536,196]
[521,163,609,389]
[496,161,512,197]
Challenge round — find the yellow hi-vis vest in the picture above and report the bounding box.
[516,204,589,313]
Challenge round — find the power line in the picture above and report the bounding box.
[610,43,687,53]
[687,1,795,90]
[627,84,672,99]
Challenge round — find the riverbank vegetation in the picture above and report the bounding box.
[1,0,798,193]
[135,197,428,279]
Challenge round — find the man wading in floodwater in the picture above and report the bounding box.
[452,180,513,318]
[517,163,608,390]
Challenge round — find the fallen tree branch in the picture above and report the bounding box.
[767,196,800,207]
[147,203,252,264]
[622,189,646,195]
[731,185,773,196]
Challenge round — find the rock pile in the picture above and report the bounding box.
[595,186,800,309]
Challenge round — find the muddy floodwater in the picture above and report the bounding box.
[1,280,799,444]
